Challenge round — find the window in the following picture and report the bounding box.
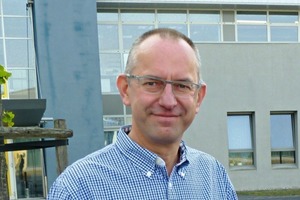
[227,113,255,168]
[121,10,155,50]
[190,11,221,42]
[269,12,298,42]
[270,113,296,165]
[237,11,267,42]
[104,130,118,146]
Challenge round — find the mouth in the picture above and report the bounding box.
[152,113,179,118]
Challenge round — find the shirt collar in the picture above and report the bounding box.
[116,125,189,177]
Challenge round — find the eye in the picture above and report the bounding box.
[142,78,163,87]
[174,82,192,91]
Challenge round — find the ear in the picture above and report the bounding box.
[117,74,131,106]
[195,82,206,113]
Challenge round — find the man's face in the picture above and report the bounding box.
[118,35,206,147]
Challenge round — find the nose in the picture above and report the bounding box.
[158,83,177,109]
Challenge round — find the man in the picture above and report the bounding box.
[47,28,238,199]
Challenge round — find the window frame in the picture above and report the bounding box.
[270,111,297,168]
[227,112,256,170]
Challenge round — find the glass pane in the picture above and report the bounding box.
[100,53,121,76]
[190,11,220,23]
[269,12,298,23]
[13,139,44,198]
[122,25,154,49]
[3,0,27,16]
[229,152,254,167]
[190,24,220,41]
[237,11,267,22]
[97,9,118,21]
[0,40,4,65]
[103,117,124,127]
[8,69,37,99]
[271,26,298,42]
[281,151,295,164]
[227,115,253,150]
[271,151,295,164]
[6,39,34,67]
[157,11,187,22]
[100,53,121,93]
[98,24,119,50]
[121,10,155,22]
[237,25,267,41]
[4,17,28,37]
[157,24,187,36]
[271,114,294,149]
[0,20,2,37]
[104,130,118,146]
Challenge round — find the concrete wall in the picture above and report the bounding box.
[33,0,104,188]
[184,43,300,190]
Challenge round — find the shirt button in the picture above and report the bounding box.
[146,171,152,177]
[168,182,172,189]
[180,172,185,177]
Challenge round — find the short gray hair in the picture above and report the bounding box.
[125,28,202,81]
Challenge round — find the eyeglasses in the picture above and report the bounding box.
[126,74,204,98]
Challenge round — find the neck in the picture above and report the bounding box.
[128,130,180,176]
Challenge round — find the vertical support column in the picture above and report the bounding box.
[54,119,68,175]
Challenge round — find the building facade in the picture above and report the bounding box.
[97,0,300,191]
[3,0,300,198]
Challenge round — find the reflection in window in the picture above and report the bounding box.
[269,12,298,42]
[190,24,220,42]
[157,10,186,22]
[104,130,118,146]
[270,113,296,165]
[227,114,254,167]
[158,24,187,35]
[98,25,119,50]
[238,25,267,42]
[271,26,298,42]
[9,69,37,99]
[97,9,118,22]
[13,139,44,198]
[122,25,154,49]
[189,11,221,42]
[190,11,220,23]
[237,11,267,22]
[121,10,155,22]
[237,11,267,42]
[269,12,298,23]
[100,53,121,93]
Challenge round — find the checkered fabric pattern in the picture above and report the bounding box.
[47,125,238,200]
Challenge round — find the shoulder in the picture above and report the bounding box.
[62,143,120,178]
[48,144,122,198]
[185,146,226,171]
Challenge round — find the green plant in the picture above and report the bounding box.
[0,64,13,200]
[2,111,15,127]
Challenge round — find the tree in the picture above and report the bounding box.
[0,64,13,200]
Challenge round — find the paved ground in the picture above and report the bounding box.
[238,195,300,200]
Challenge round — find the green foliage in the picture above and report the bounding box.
[2,111,14,127]
[0,65,11,84]
[0,64,14,127]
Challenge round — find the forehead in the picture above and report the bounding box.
[134,35,199,79]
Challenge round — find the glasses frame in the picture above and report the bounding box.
[125,74,204,98]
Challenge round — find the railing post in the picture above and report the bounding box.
[54,119,68,175]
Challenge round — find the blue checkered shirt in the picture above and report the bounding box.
[47,125,238,199]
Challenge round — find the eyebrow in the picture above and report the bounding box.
[142,75,195,83]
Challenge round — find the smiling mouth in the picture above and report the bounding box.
[153,113,179,118]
